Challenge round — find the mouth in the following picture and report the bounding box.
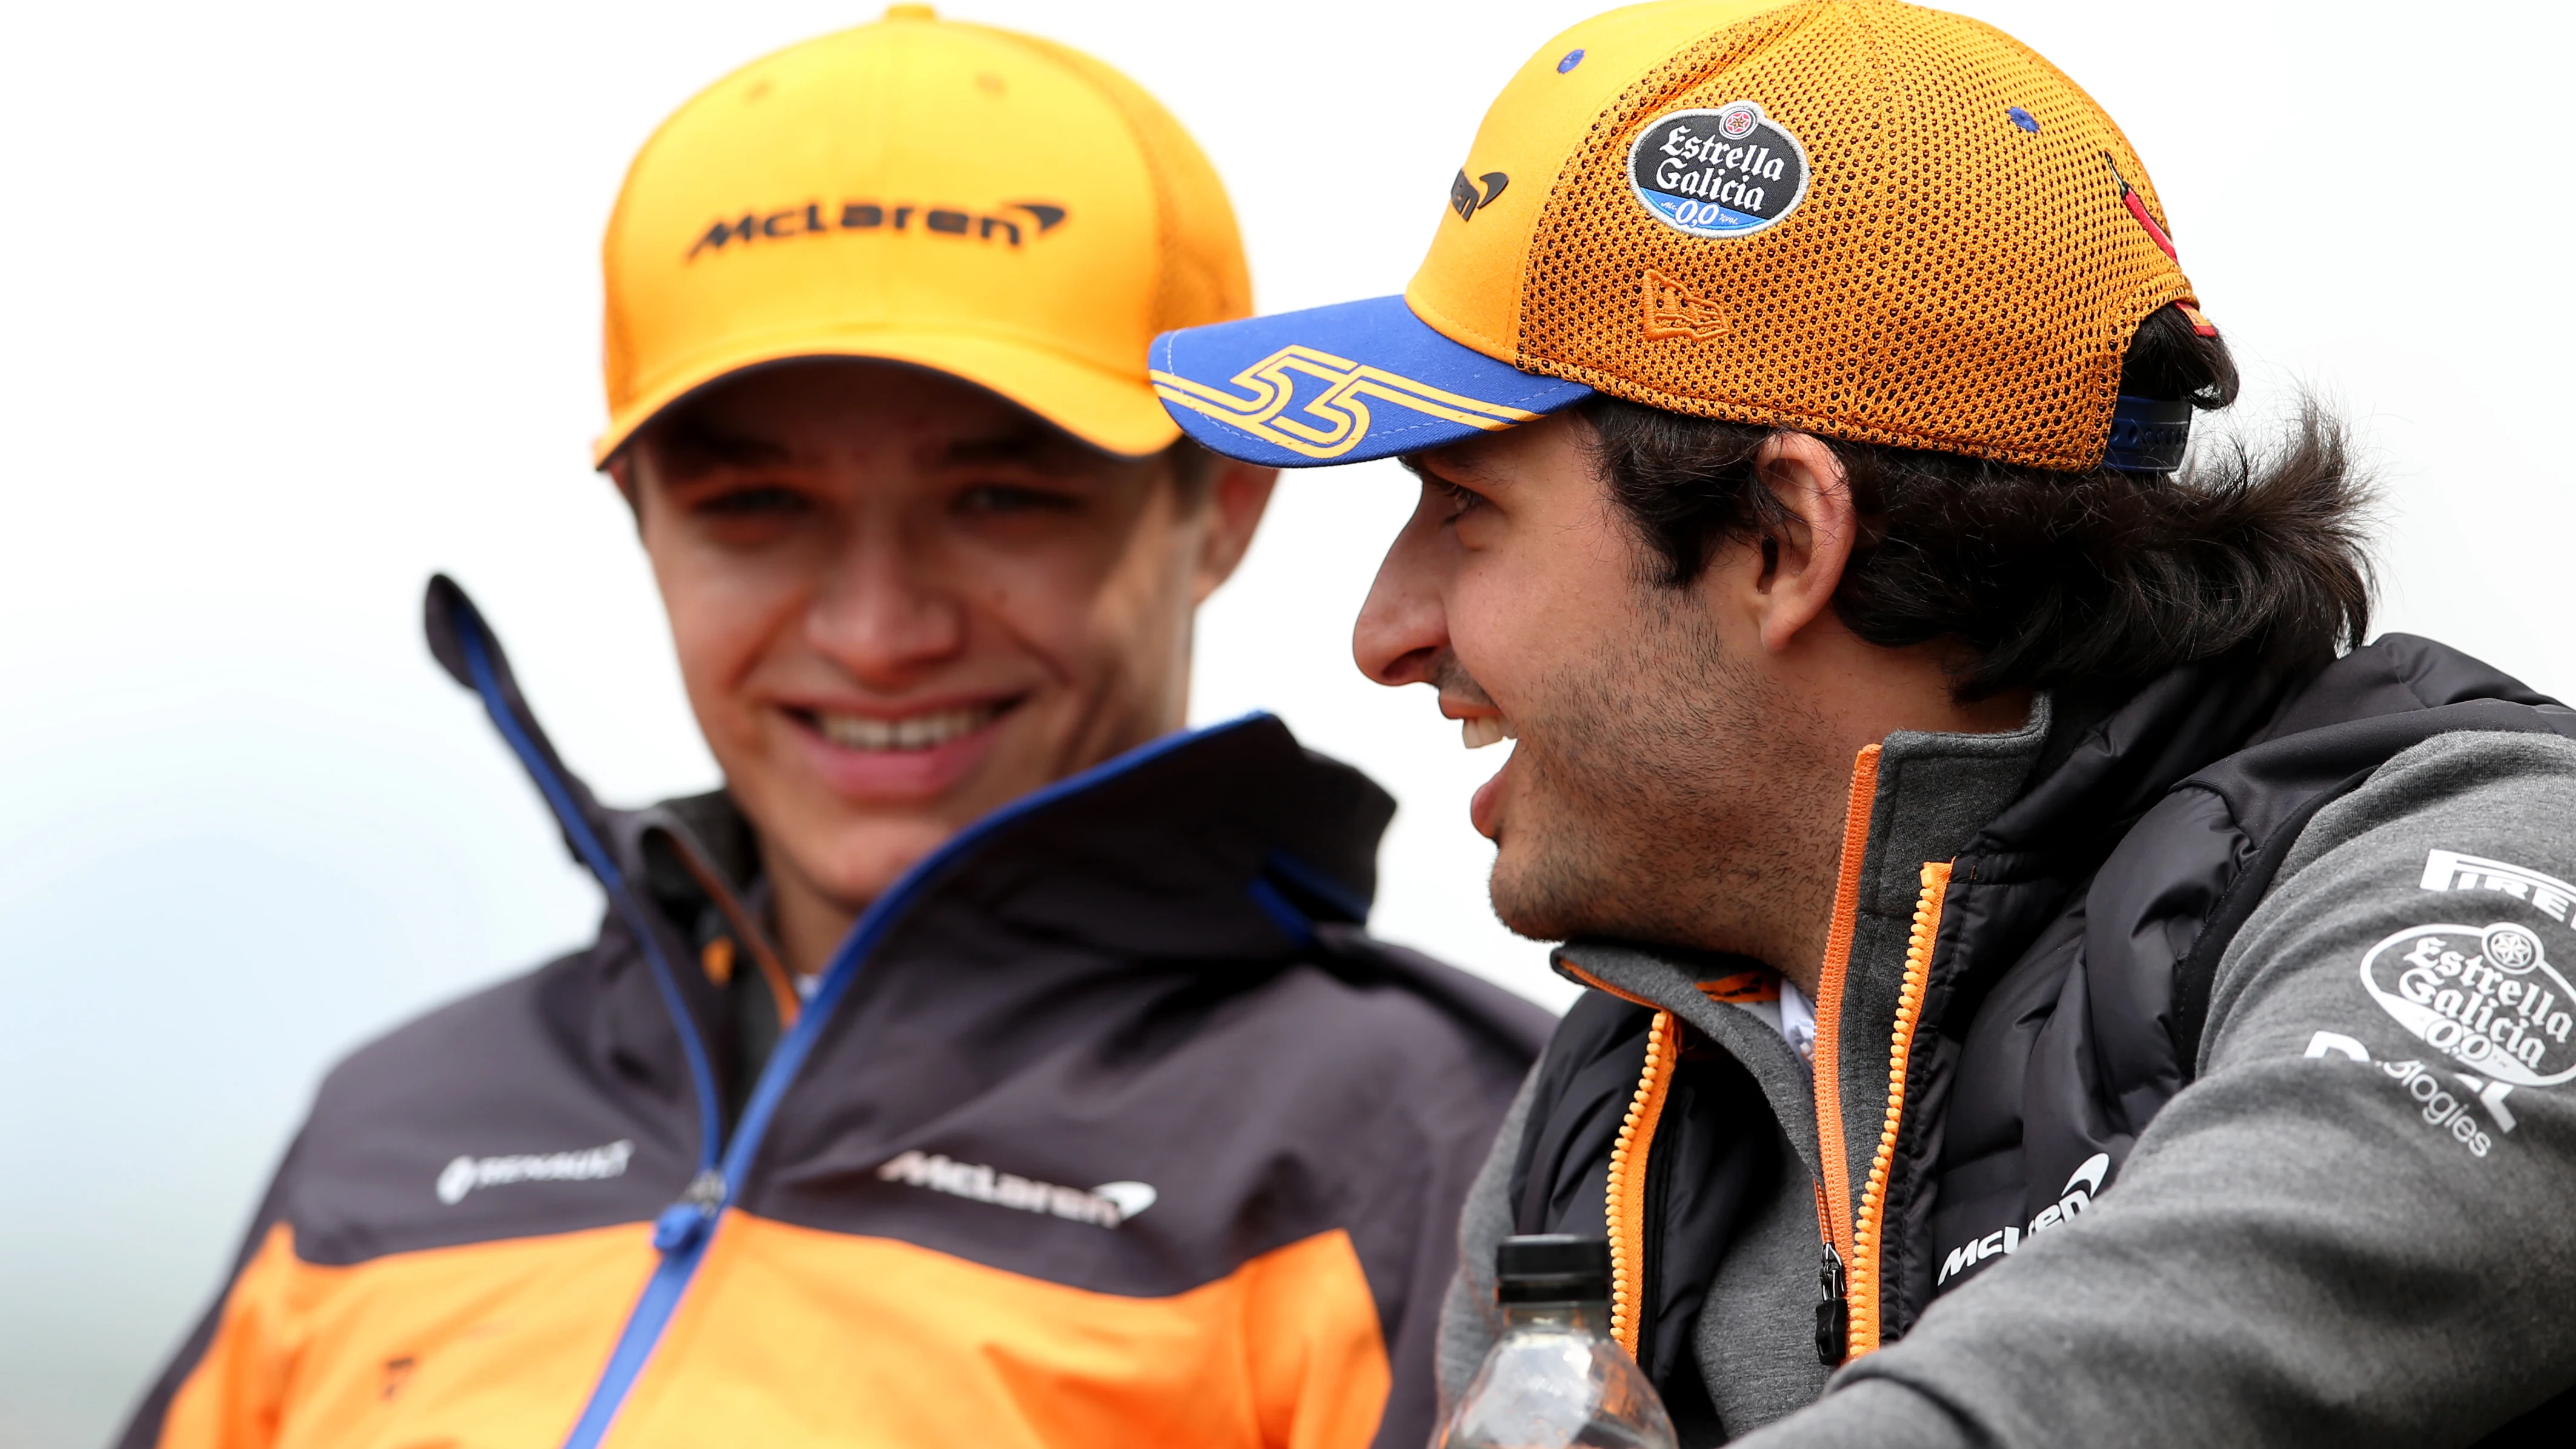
[1449,709,1519,841]
[797,699,1019,753]
[779,695,1026,803]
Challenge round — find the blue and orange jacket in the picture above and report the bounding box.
[118,578,1552,1449]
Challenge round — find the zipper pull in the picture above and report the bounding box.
[1815,1242,1849,1366]
[651,1168,728,1255]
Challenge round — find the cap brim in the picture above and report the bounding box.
[593,328,1180,467]
[1151,296,1592,468]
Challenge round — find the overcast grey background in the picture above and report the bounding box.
[3,2,2569,1445]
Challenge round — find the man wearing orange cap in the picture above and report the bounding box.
[116,11,1548,1448]
[1157,1,2576,1443]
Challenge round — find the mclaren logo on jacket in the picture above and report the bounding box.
[1936,1153,2111,1287]
[876,1150,1156,1228]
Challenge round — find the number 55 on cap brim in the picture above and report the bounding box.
[1151,295,1592,469]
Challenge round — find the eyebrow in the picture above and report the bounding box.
[1404,444,1498,487]
[939,424,1108,477]
[648,414,794,474]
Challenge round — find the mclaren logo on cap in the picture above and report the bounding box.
[1449,169,1509,222]
[687,199,1069,259]
[1152,345,1543,461]
[1628,102,1809,239]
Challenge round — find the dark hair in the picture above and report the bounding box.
[1583,305,2376,698]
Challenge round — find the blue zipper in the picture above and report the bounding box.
[457,625,725,1176]
[457,610,1272,1449]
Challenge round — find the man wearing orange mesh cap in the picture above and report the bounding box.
[1157,1,2576,1442]
[115,10,1548,1449]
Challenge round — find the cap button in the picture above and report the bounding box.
[884,4,936,18]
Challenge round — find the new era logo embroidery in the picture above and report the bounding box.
[1642,268,1729,340]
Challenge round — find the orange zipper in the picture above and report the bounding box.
[1845,861,1951,1356]
[1605,1008,1677,1359]
[1809,742,1883,1297]
[1593,744,1951,1365]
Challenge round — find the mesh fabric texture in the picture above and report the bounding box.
[1517,0,2194,470]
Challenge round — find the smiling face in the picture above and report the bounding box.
[621,360,1272,969]
[1351,413,1849,972]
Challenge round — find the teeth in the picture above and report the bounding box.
[816,703,1000,753]
[1462,716,1507,750]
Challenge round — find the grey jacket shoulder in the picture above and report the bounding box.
[2208,727,2576,1058]
[1751,728,2576,1448]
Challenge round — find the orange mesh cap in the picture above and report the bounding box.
[1155,0,2200,472]
[599,5,1250,464]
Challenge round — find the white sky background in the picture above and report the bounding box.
[2,1,2571,1442]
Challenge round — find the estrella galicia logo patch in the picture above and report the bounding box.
[2360,922,2576,1087]
[1628,101,1809,238]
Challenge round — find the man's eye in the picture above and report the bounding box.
[1439,480,1490,517]
[957,483,1079,516]
[694,485,809,518]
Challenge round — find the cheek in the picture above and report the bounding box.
[1453,521,1640,713]
[1449,567,1580,707]
[982,510,1199,690]
[644,532,802,721]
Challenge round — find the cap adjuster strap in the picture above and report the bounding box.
[2103,395,2193,474]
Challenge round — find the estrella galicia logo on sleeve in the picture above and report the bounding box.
[1628,101,1809,239]
[2360,922,2576,1087]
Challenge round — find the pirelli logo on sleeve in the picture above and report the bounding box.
[2420,849,2576,921]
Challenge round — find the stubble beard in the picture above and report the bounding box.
[1486,596,1841,968]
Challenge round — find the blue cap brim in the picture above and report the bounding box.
[1150,296,1593,468]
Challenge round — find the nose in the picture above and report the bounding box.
[805,511,965,684]
[1353,484,1454,688]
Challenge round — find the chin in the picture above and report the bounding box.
[1486,850,1584,945]
[777,810,959,906]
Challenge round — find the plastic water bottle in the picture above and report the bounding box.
[1437,1234,1679,1449]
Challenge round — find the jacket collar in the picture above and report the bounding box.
[426,575,1399,1106]
[613,713,1398,974]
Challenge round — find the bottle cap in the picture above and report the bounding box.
[1495,1233,1611,1304]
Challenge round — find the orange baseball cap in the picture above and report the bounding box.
[598,5,1249,465]
[1153,0,2206,474]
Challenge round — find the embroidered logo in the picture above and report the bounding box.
[1150,344,1544,461]
[436,1139,633,1205]
[876,1150,1156,1228]
[687,200,1067,259]
[1449,169,1510,222]
[1642,268,1730,339]
[1628,101,1810,239]
[2360,922,2576,1087]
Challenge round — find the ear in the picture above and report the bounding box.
[602,450,644,530]
[1745,432,1859,654]
[1191,460,1279,602]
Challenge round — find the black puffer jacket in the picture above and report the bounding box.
[1453,636,2576,1444]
